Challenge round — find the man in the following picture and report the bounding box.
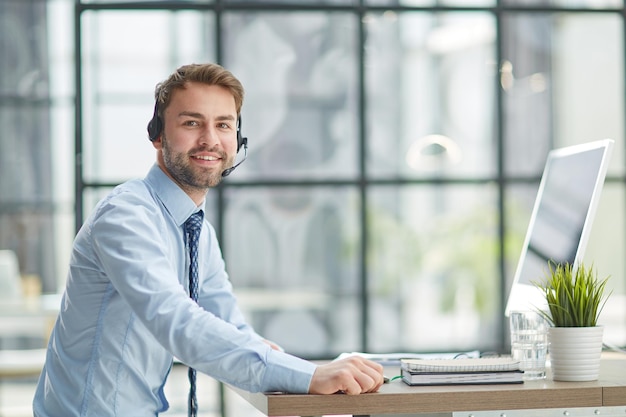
[33,63,384,416]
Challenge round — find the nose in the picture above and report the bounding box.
[199,125,220,147]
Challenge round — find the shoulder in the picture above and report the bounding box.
[101,179,157,211]
[87,179,164,231]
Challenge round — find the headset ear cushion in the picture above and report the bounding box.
[236,115,246,151]
[147,101,162,141]
[239,136,248,153]
[147,115,162,141]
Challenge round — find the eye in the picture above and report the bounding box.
[217,122,230,129]
[183,120,199,127]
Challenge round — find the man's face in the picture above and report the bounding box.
[154,82,238,203]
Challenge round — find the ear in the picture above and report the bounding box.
[151,134,163,149]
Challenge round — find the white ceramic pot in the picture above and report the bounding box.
[548,326,603,381]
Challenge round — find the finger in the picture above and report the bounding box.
[342,359,384,393]
[341,377,365,395]
[352,358,385,391]
[353,368,383,393]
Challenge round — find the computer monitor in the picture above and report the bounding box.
[505,139,614,316]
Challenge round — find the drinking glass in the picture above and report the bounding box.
[510,310,548,380]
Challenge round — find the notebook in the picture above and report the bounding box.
[401,369,524,385]
[400,357,523,386]
[401,357,520,373]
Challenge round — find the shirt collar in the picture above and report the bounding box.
[144,163,205,227]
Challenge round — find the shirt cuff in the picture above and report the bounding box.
[261,349,318,394]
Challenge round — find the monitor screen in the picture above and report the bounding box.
[505,139,614,315]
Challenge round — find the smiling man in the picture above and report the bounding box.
[33,63,384,417]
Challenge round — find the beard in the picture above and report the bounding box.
[161,133,234,190]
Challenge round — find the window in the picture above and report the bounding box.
[2,0,625,362]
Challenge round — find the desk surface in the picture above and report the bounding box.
[231,354,626,417]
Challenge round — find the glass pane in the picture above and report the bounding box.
[0,0,65,295]
[222,12,359,180]
[502,0,622,8]
[222,187,360,357]
[365,12,497,179]
[81,10,216,183]
[504,182,540,299]
[80,0,213,3]
[367,0,495,6]
[368,185,500,352]
[583,183,626,346]
[502,13,624,176]
[225,0,354,3]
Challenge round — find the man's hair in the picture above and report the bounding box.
[153,63,244,119]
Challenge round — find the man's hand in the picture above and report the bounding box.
[309,356,384,395]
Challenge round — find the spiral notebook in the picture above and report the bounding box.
[401,357,520,373]
[400,357,523,385]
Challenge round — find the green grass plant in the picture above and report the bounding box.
[533,262,611,327]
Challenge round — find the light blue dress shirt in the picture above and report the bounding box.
[33,164,316,417]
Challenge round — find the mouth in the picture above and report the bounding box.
[192,155,220,162]
[189,153,224,171]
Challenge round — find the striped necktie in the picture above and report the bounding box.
[184,211,203,417]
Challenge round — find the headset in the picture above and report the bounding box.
[148,101,248,152]
[146,100,248,177]
[146,100,247,152]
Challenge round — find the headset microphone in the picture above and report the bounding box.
[221,137,248,177]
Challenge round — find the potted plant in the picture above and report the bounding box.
[533,261,611,381]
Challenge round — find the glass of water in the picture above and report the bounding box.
[510,310,548,380]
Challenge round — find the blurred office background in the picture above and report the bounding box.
[1,0,625,415]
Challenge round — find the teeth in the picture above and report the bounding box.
[195,155,218,161]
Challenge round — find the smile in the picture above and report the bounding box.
[193,155,219,161]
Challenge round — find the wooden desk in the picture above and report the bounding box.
[230,354,626,417]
